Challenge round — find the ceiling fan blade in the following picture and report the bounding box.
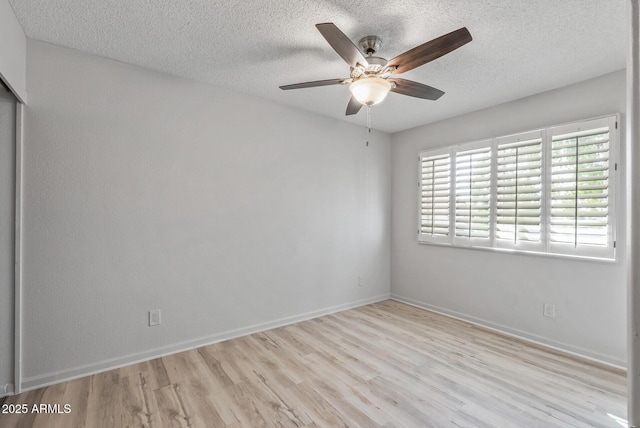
[390,78,445,100]
[279,78,346,90]
[316,23,369,68]
[387,27,472,74]
[345,96,363,115]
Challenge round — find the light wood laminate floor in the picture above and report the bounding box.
[0,300,627,427]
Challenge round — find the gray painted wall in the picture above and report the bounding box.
[21,40,391,386]
[0,86,16,395]
[391,70,627,366]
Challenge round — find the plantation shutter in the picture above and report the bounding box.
[455,145,492,244]
[549,118,614,257]
[418,151,451,243]
[495,133,543,248]
[417,115,617,260]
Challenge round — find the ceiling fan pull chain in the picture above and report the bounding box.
[366,105,371,147]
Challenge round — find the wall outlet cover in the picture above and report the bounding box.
[149,309,161,326]
[543,302,556,318]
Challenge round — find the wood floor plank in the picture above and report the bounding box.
[0,300,627,427]
[30,381,74,428]
[161,352,227,427]
[154,384,191,428]
[53,376,90,428]
[282,382,350,428]
[118,375,156,428]
[196,348,235,389]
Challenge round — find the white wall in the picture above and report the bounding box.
[391,70,627,367]
[21,40,391,388]
[0,0,26,102]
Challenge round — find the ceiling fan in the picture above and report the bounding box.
[280,23,472,115]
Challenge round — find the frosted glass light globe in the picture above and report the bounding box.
[349,77,392,106]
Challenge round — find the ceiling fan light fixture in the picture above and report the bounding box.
[349,77,392,106]
[280,24,472,116]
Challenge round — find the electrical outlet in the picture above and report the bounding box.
[358,276,364,287]
[543,302,555,318]
[149,309,161,326]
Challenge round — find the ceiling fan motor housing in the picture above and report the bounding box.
[358,36,387,73]
[359,35,383,55]
[365,56,387,73]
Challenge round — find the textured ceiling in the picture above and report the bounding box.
[9,0,626,133]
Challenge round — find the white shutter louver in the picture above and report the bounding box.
[550,125,610,249]
[496,136,543,245]
[419,152,451,242]
[455,146,491,242]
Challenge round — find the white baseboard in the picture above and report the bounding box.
[20,294,390,392]
[390,294,626,371]
[1,383,14,398]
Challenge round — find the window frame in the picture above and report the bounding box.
[417,114,619,261]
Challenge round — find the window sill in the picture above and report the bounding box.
[417,239,617,264]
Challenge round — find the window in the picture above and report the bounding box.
[548,118,615,258]
[418,115,618,260]
[495,131,543,251]
[454,143,492,246]
[418,149,451,244]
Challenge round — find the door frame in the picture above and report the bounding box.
[13,102,23,394]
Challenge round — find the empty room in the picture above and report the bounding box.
[0,0,638,427]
